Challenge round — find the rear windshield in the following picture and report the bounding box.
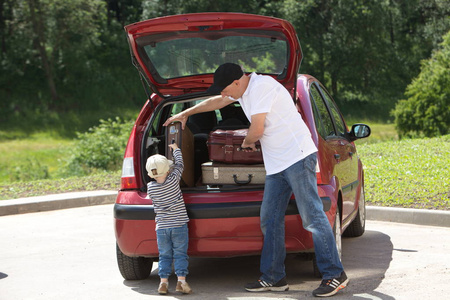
[136,30,289,81]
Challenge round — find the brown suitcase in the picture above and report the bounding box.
[166,122,195,187]
[207,129,263,164]
[202,162,266,185]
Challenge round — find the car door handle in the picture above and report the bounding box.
[334,154,340,160]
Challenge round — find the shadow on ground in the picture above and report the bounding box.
[123,229,394,299]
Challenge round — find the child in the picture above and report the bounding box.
[146,143,192,295]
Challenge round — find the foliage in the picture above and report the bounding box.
[359,134,450,210]
[281,0,450,120]
[1,0,449,136]
[0,118,132,184]
[62,117,134,176]
[393,30,450,138]
[0,0,144,136]
[1,130,448,212]
[0,134,73,182]
[0,170,121,200]
[10,158,49,181]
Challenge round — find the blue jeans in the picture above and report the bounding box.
[260,153,344,282]
[156,223,189,278]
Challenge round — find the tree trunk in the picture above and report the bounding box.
[28,0,58,103]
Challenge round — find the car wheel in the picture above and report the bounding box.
[116,243,153,280]
[312,208,342,278]
[343,185,366,237]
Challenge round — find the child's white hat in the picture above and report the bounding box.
[145,154,173,178]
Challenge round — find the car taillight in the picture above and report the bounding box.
[121,156,138,189]
[120,125,140,190]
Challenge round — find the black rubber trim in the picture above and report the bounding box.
[342,180,359,194]
[114,197,331,220]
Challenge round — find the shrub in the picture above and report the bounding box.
[393,31,450,138]
[10,158,50,182]
[62,117,134,176]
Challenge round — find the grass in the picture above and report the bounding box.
[359,135,450,210]
[0,171,121,200]
[0,131,122,200]
[0,132,74,182]
[0,122,449,211]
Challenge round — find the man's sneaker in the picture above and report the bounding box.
[312,272,349,297]
[245,277,289,292]
[176,281,192,294]
[158,282,168,295]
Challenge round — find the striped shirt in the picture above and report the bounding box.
[147,149,189,230]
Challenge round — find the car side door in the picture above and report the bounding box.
[309,83,358,221]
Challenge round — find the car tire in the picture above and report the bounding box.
[343,185,366,237]
[312,208,342,278]
[116,243,153,280]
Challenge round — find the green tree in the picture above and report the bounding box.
[0,0,107,126]
[0,0,144,136]
[1,0,449,136]
[141,0,264,19]
[393,30,450,138]
[278,0,449,120]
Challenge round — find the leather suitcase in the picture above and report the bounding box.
[207,129,263,164]
[202,162,266,185]
[165,122,195,187]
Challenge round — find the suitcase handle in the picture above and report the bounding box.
[233,174,253,185]
[237,146,261,152]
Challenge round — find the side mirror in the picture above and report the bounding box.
[349,123,371,141]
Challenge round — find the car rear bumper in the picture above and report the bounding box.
[114,189,334,258]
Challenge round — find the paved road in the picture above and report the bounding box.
[0,204,448,299]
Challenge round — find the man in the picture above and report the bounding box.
[163,63,348,297]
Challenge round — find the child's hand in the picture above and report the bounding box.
[169,143,179,150]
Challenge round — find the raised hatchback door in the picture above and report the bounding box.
[125,12,302,98]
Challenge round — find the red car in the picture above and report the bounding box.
[114,12,370,280]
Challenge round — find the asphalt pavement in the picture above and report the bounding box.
[0,190,449,227]
[1,203,449,299]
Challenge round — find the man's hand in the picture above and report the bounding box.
[240,112,266,152]
[240,140,257,152]
[163,112,188,129]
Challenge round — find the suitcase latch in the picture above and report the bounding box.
[224,145,234,154]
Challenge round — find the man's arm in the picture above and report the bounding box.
[163,95,234,129]
[241,113,266,151]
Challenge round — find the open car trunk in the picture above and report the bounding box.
[142,96,266,191]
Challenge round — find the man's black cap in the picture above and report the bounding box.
[206,63,244,95]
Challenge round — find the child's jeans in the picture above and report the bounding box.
[156,223,189,278]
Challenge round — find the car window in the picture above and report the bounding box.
[310,84,335,138]
[319,86,346,137]
[171,103,185,115]
[139,30,288,80]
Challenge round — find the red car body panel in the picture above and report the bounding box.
[115,167,339,257]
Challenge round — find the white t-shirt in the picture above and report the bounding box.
[235,73,317,175]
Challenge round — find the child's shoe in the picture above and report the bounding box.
[176,281,192,294]
[158,282,168,295]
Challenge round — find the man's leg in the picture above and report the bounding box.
[259,173,292,284]
[285,154,344,279]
